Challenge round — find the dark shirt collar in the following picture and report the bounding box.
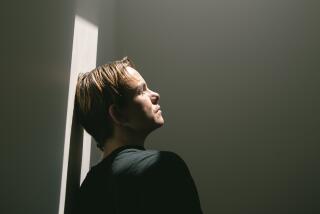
[101,144,145,163]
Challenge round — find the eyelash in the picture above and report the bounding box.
[138,84,148,95]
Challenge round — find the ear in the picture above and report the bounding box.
[108,104,127,126]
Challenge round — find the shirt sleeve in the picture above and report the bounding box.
[139,151,203,214]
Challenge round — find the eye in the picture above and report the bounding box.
[138,83,147,95]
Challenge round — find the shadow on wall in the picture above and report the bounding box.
[64,109,84,214]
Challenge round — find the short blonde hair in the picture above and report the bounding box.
[75,56,136,150]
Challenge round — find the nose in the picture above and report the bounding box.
[150,90,160,104]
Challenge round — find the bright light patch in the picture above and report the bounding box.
[58,15,98,214]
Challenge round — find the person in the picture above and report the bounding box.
[73,56,203,214]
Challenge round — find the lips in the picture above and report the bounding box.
[155,105,161,112]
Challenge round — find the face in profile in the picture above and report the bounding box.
[121,66,164,134]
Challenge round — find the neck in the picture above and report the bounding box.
[102,127,147,159]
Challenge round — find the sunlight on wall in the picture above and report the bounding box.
[58,15,98,214]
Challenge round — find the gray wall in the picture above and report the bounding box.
[2,0,320,214]
[114,0,320,213]
[2,1,74,213]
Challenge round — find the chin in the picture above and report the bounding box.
[156,113,164,124]
[158,117,165,125]
[147,112,164,131]
[150,117,164,130]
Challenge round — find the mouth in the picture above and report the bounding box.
[155,105,161,112]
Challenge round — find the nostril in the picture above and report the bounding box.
[155,93,160,101]
[151,92,160,103]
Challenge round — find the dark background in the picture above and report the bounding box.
[2,0,320,213]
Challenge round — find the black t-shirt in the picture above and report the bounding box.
[73,145,203,214]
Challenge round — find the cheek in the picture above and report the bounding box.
[135,97,153,116]
[131,97,152,117]
[140,100,153,114]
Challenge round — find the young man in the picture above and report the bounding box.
[73,57,203,214]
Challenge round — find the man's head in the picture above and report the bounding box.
[75,56,164,151]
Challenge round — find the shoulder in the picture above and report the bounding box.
[138,151,203,213]
[142,150,191,178]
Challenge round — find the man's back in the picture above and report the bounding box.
[74,145,203,214]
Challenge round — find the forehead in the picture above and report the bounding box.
[124,66,145,88]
